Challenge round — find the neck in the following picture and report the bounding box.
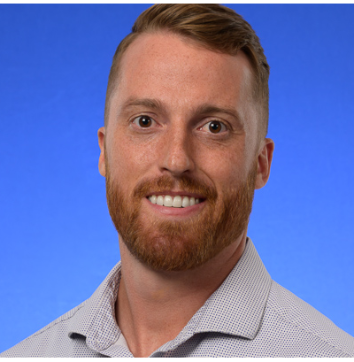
[116,231,247,357]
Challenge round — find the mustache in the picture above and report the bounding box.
[133,174,218,201]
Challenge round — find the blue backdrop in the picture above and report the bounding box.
[0,4,353,352]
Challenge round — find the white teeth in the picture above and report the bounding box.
[149,195,157,204]
[182,196,189,208]
[172,196,182,207]
[163,195,173,207]
[148,195,202,208]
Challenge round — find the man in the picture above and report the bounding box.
[1,4,353,358]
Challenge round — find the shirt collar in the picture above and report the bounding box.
[67,238,271,352]
[156,238,271,353]
[67,262,122,351]
[185,238,271,339]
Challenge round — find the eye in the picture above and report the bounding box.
[199,120,227,134]
[132,115,154,128]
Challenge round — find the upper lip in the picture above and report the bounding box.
[146,191,205,199]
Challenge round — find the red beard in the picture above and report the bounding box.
[106,164,257,271]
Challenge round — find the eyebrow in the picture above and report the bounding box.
[121,97,163,111]
[195,105,242,124]
[121,98,244,128]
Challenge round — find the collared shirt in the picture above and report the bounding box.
[1,239,354,357]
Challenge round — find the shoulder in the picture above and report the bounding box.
[260,280,354,357]
[0,301,96,357]
[1,262,122,357]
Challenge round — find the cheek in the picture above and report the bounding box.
[196,142,248,188]
[107,132,158,183]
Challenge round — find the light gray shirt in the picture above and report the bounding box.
[2,239,354,357]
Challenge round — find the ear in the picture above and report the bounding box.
[255,138,274,189]
[98,127,106,177]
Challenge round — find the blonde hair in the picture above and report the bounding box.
[105,4,270,136]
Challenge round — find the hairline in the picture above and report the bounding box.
[104,30,267,140]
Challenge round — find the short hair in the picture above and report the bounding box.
[105,4,270,137]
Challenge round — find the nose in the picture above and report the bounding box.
[160,127,195,176]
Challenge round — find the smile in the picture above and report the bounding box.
[148,195,201,208]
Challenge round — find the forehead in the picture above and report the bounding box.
[108,32,258,142]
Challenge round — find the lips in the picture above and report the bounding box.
[148,194,201,208]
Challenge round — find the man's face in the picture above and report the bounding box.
[98,32,273,271]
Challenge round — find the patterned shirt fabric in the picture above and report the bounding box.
[1,238,354,357]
